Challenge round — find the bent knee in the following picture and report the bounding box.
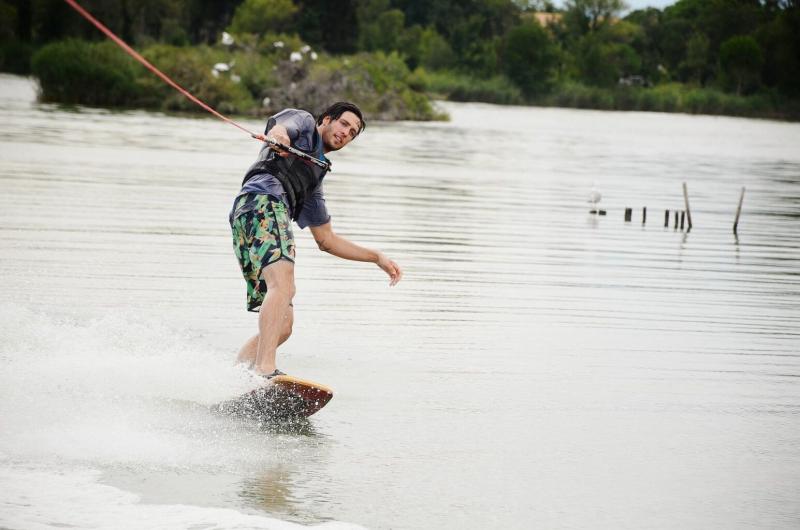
[268,283,296,300]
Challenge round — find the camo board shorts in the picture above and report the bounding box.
[231,193,296,312]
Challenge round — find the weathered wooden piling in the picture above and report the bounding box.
[664,210,669,227]
[682,182,693,230]
[674,210,679,229]
[624,208,632,222]
[680,211,685,229]
[733,186,746,234]
[642,207,647,224]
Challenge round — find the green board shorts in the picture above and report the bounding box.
[231,193,296,312]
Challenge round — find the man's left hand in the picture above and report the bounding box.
[377,253,403,286]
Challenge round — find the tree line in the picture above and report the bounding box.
[1,0,798,118]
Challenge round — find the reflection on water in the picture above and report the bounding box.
[1,74,800,529]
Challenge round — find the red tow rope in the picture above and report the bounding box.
[63,0,332,170]
[63,0,262,141]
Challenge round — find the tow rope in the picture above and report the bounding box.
[63,0,331,171]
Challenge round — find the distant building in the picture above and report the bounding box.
[529,12,563,28]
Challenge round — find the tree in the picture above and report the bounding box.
[391,0,519,73]
[0,1,16,41]
[502,21,558,96]
[357,0,405,53]
[417,26,456,70]
[719,34,763,95]
[187,0,241,44]
[682,32,709,85]
[757,2,800,97]
[563,0,628,34]
[294,0,358,53]
[575,32,639,87]
[229,0,298,36]
[624,8,667,83]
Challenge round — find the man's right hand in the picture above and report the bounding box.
[266,124,291,157]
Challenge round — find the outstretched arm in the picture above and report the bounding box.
[310,222,402,286]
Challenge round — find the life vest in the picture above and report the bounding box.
[241,117,330,220]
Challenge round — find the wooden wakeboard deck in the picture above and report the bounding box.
[214,375,333,420]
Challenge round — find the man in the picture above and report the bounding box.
[230,102,402,378]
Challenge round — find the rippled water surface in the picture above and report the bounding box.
[1,73,799,529]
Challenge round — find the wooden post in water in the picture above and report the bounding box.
[664,210,669,227]
[674,210,679,229]
[642,207,647,224]
[682,182,693,231]
[624,208,632,222]
[680,211,685,230]
[733,186,746,234]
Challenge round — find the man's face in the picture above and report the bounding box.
[318,111,362,152]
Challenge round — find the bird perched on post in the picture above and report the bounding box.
[588,182,604,214]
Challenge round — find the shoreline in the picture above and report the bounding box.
[5,69,797,124]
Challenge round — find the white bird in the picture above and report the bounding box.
[588,182,602,213]
[289,51,302,62]
[221,32,235,46]
[212,62,230,73]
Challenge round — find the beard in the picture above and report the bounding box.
[322,135,344,153]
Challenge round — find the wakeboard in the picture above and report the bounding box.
[214,375,333,420]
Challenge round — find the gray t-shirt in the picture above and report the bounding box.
[233,108,331,229]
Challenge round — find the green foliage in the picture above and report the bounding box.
[502,22,558,96]
[682,32,709,85]
[293,0,358,53]
[10,0,800,121]
[254,32,306,56]
[335,51,440,120]
[0,1,16,41]
[411,68,523,105]
[229,0,298,36]
[417,27,457,70]
[358,0,406,53]
[31,39,142,106]
[656,0,764,85]
[758,5,800,97]
[0,41,34,74]
[563,0,628,35]
[138,44,253,113]
[719,35,763,96]
[574,31,640,88]
[254,51,443,120]
[539,81,797,119]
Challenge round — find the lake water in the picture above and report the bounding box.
[1,73,799,529]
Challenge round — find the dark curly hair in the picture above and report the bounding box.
[317,102,365,135]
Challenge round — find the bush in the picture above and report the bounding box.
[261,51,444,120]
[683,88,722,114]
[539,81,796,120]
[412,69,523,105]
[646,84,681,112]
[31,39,142,106]
[138,44,254,114]
[546,82,614,109]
